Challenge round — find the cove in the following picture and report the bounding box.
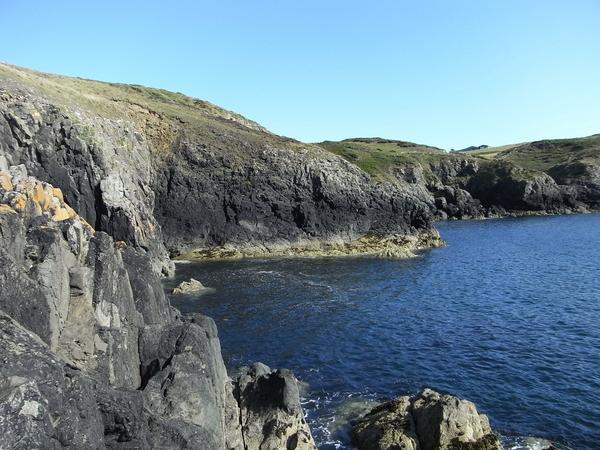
[167,214,600,450]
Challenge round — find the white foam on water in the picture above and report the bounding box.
[500,435,557,450]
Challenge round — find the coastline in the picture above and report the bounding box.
[435,205,594,222]
[176,229,444,260]
[173,208,598,261]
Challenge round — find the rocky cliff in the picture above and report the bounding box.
[0,166,315,449]
[318,137,599,220]
[0,63,439,269]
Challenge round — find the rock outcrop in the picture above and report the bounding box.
[234,363,316,450]
[352,389,501,450]
[548,161,600,209]
[0,168,314,449]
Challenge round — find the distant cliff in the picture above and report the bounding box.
[318,136,600,220]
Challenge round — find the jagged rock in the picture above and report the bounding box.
[234,363,316,450]
[411,389,501,450]
[86,231,143,388]
[121,244,174,325]
[0,86,174,276]
[0,311,105,449]
[352,389,501,450]
[352,397,419,450]
[172,277,209,295]
[548,161,600,208]
[139,315,233,448]
[0,170,318,449]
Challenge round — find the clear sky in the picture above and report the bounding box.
[1,0,599,149]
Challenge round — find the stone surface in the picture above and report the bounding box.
[352,397,419,450]
[0,311,105,449]
[352,389,501,450]
[234,363,317,450]
[139,316,230,449]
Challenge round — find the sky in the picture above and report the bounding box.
[1,0,599,149]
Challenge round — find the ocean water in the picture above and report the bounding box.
[167,214,600,450]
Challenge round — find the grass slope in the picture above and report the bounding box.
[316,138,457,181]
[461,135,600,171]
[0,62,314,158]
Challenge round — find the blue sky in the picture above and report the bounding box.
[1,0,599,149]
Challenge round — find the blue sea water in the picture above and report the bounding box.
[167,214,600,450]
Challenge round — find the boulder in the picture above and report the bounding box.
[352,397,419,450]
[352,389,501,450]
[234,363,316,450]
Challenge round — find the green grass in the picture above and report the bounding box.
[0,62,262,130]
[316,138,448,180]
[496,135,600,171]
[459,135,600,171]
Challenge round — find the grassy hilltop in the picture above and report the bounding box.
[474,134,600,171]
[317,138,471,183]
[318,134,600,182]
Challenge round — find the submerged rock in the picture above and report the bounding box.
[352,389,501,450]
[172,277,210,294]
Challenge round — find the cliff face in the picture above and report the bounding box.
[0,63,437,268]
[0,166,315,449]
[155,139,433,257]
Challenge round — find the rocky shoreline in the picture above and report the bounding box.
[0,166,316,449]
[0,165,516,450]
[178,230,444,260]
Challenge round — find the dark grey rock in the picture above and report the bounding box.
[121,244,173,326]
[140,316,231,449]
[0,312,105,449]
[234,363,316,450]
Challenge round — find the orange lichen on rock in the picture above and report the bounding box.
[0,172,13,191]
[0,204,16,214]
[31,183,52,210]
[51,187,64,201]
[52,206,77,221]
[0,169,94,232]
[9,193,27,211]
